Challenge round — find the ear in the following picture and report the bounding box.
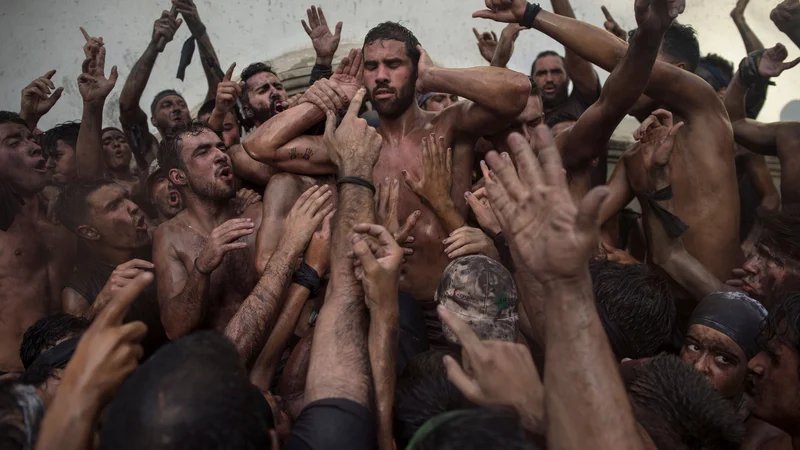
[150,116,157,127]
[76,224,100,241]
[674,61,688,71]
[169,168,188,186]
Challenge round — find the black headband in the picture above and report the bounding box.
[29,337,80,371]
[688,292,767,360]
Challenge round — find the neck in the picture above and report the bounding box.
[377,103,427,145]
[82,241,139,266]
[182,188,234,233]
[107,167,133,179]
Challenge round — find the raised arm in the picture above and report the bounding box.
[174,0,224,102]
[483,127,644,450]
[551,0,601,101]
[118,10,182,132]
[76,30,119,179]
[558,0,681,171]
[303,89,378,408]
[18,70,63,132]
[303,5,342,84]
[417,46,531,136]
[491,24,525,68]
[732,0,765,54]
[771,0,800,50]
[225,186,332,369]
[241,49,364,174]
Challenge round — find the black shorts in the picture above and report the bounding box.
[284,398,376,450]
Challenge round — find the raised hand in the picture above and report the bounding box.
[97,259,155,301]
[626,109,684,194]
[323,88,382,178]
[602,6,628,41]
[375,178,421,246]
[173,0,204,33]
[20,70,63,122]
[60,271,152,408]
[731,0,750,20]
[80,27,104,60]
[330,48,364,103]
[281,185,335,254]
[472,0,528,24]
[758,43,800,77]
[484,127,610,283]
[403,134,453,210]
[304,208,334,275]
[634,0,685,34]
[771,0,800,33]
[467,176,502,237]
[415,46,437,93]
[351,223,404,311]
[473,28,499,63]
[213,63,242,114]
[439,305,544,434]
[195,218,256,274]
[78,36,118,105]
[151,9,183,52]
[443,226,501,261]
[301,78,349,113]
[302,5,342,65]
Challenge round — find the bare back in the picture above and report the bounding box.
[0,200,75,372]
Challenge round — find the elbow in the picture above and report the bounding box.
[241,135,277,164]
[509,75,533,114]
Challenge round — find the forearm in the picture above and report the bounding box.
[369,307,399,450]
[724,71,748,122]
[35,385,98,450]
[422,66,529,117]
[544,275,644,450]
[242,104,326,162]
[161,271,210,339]
[119,43,159,115]
[744,151,780,210]
[252,283,312,386]
[490,32,517,68]
[514,270,546,348]
[194,32,224,102]
[551,0,599,98]
[733,16,765,54]
[430,200,466,234]
[76,101,106,179]
[310,63,334,84]
[18,111,42,132]
[225,244,299,368]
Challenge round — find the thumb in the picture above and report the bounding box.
[334,21,343,37]
[784,57,800,70]
[224,62,236,81]
[47,87,64,106]
[109,66,119,84]
[472,10,499,20]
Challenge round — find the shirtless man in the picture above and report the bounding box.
[724,44,800,209]
[475,0,741,287]
[243,24,531,305]
[0,111,75,374]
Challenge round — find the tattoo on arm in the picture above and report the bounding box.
[303,148,314,160]
[289,148,298,160]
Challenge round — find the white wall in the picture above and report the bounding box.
[2,0,798,132]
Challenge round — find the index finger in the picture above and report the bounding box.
[601,6,614,21]
[438,304,483,351]
[224,62,236,81]
[473,27,482,40]
[346,88,366,118]
[352,223,395,246]
[94,271,154,327]
[80,26,91,42]
[119,259,156,270]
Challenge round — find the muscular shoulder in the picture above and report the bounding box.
[153,214,188,255]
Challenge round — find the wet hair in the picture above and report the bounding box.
[100,331,275,450]
[239,62,278,105]
[40,122,80,158]
[157,120,213,173]
[661,23,700,72]
[19,314,89,370]
[628,354,743,450]
[756,210,800,265]
[150,89,185,117]
[408,407,538,450]
[54,178,117,233]
[0,111,28,128]
[759,291,800,375]
[590,260,677,359]
[530,50,565,77]
[363,22,422,71]
[394,351,476,449]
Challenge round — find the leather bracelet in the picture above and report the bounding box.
[194,257,212,276]
[293,262,321,298]
[336,176,376,195]
[521,2,542,28]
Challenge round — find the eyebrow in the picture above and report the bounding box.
[2,132,23,143]
[192,143,214,157]
[687,335,741,358]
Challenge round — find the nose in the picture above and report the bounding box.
[742,256,759,274]
[375,65,390,84]
[45,156,56,169]
[692,354,712,376]
[748,352,767,377]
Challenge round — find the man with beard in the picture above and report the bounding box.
[239,62,289,131]
[56,179,168,356]
[145,159,184,225]
[100,127,146,200]
[0,111,75,375]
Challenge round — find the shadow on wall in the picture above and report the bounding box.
[781,100,800,122]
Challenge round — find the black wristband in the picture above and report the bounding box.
[521,2,542,28]
[336,177,376,195]
[194,258,212,276]
[293,262,321,298]
[644,186,689,239]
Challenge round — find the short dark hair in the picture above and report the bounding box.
[756,210,800,265]
[40,122,81,157]
[760,292,800,368]
[699,54,734,83]
[590,260,676,359]
[197,99,243,132]
[157,120,213,173]
[661,23,701,72]
[55,178,116,232]
[363,22,422,71]
[150,89,184,117]
[19,314,89,370]
[101,126,124,137]
[628,354,743,450]
[240,62,278,105]
[409,407,538,450]
[100,331,274,450]
[394,351,476,449]
[531,50,564,77]
[0,111,28,128]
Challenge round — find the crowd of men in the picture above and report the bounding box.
[3,0,800,447]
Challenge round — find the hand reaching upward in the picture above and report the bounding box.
[758,43,800,77]
[302,5,342,65]
[634,0,685,35]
